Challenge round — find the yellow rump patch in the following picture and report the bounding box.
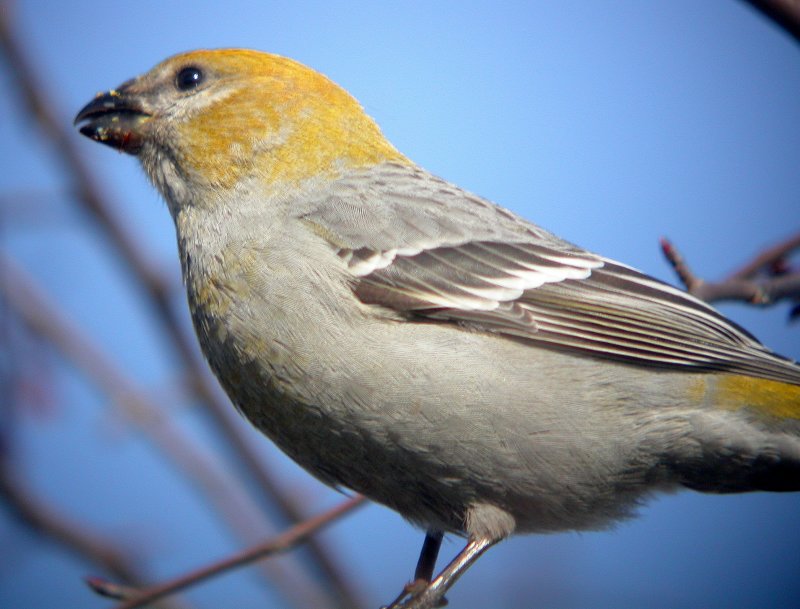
[714,374,800,420]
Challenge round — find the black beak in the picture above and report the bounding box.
[74,85,150,154]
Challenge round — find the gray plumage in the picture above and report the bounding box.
[74,49,800,607]
[168,161,800,538]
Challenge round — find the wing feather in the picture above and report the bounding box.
[352,241,800,384]
[300,162,799,385]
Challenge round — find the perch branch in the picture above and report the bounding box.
[85,496,366,609]
[0,462,190,609]
[0,255,338,609]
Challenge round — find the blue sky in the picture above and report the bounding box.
[2,1,799,608]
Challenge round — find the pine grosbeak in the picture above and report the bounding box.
[76,49,800,608]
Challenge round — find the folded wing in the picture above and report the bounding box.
[301,163,800,385]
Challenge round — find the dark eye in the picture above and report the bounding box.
[176,66,204,91]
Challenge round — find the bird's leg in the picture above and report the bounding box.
[414,530,444,583]
[383,534,498,609]
[400,536,498,609]
[383,530,443,609]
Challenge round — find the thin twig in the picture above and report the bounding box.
[88,496,367,609]
[659,237,703,293]
[0,462,191,609]
[660,234,800,308]
[726,232,800,280]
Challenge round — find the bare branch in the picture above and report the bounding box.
[660,234,800,312]
[726,232,800,280]
[85,496,367,609]
[0,255,339,609]
[0,462,191,609]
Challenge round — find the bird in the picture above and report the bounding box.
[75,49,800,608]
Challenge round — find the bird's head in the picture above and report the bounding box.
[75,49,407,209]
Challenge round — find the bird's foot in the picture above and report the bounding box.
[381,578,448,609]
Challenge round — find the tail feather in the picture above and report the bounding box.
[680,455,800,493]
[672,391,800,493]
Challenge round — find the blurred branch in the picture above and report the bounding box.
[85,496,366,609]
[0,190,69,224]
[725,232,800,280]
[0,13,365,609]
[0,3,166,291]
[0,461,190,609]
[660,233,800,317]
[0,255,338,609]
[741,0,800,44]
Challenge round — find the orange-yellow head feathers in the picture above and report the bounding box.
[75,49,407,194]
